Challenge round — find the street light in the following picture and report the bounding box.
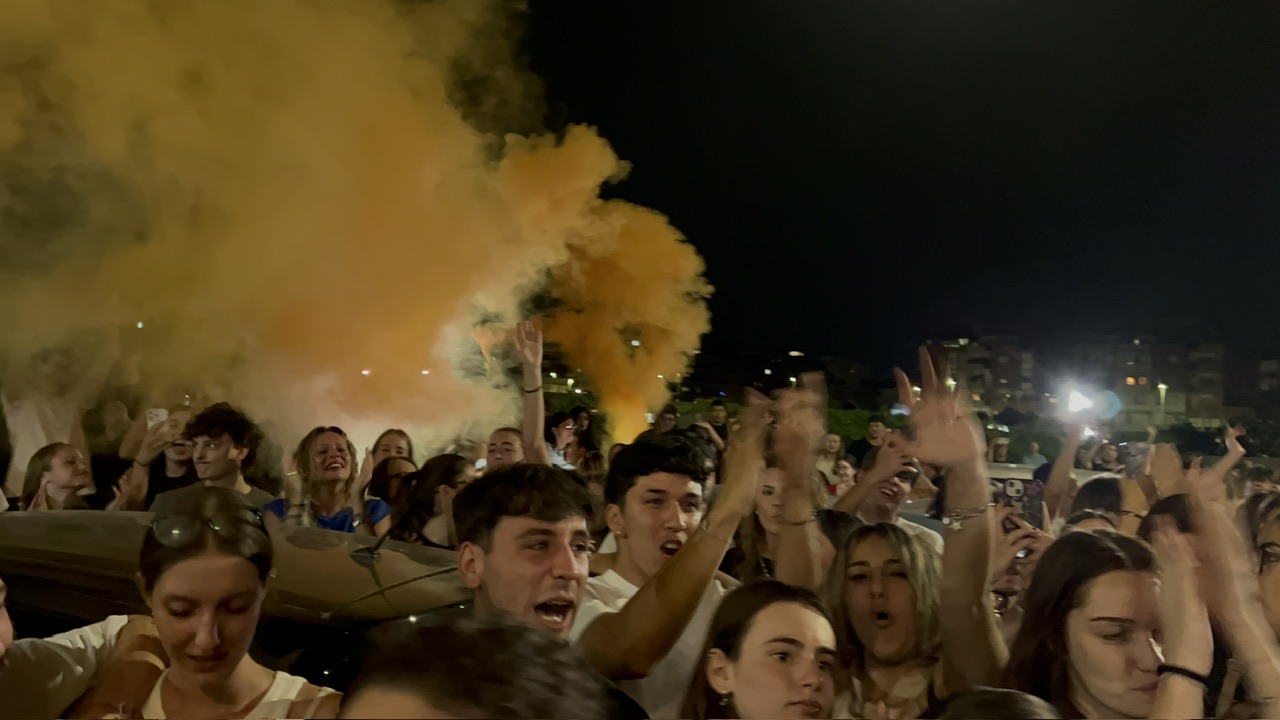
[1158,382,1168,425]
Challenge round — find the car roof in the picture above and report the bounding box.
[0,511,469,624]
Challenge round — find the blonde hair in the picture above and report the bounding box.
[288,426,365,531]
[824,522,942,673]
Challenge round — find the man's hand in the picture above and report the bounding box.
[706,390,768,536]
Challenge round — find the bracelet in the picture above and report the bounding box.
[699,515,733,544]
[942,503,993,531]
[1157,664,1210,687]
[524,386,543,394]
[781,510,818,527]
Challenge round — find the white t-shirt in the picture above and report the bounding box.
[569,570,727,720]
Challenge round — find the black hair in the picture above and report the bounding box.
[1063,508,1117,530]
[923,687,1062,719]
[1068,474,1123,516]
[868,414,886,425]
[605,434,710,507]
[182,402,263,471]
[681,581,834,720]
[1137,493,1193,542]
[1239,491,1280,548]
[453,464,591,551]
[388,454,470,544]
[569,405,591,419]
[660,404,679,417]
[367,455,418,506]
[343,617,609,719]
[138,485,272,593]
[709,399,727,410]
[544,411,573,445]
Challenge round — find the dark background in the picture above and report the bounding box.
[525,2,1280,370]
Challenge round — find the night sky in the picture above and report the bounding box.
[525,2,1280,370]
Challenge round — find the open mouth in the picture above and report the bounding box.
[533,599,575,629]
[324,461,345,471]
[873,610,893,627]
[659,540,683,558]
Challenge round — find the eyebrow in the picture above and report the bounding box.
[764,637,838,655]
[1089,616,1135,624]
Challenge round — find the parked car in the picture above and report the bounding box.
[0,510,470,690]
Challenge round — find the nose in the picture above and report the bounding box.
[550,542,588,581]
[1135,634,1162,674]
[797,656,826,690]
[869,572,886,598]
[191,611,221,652]
[663,501,685,531]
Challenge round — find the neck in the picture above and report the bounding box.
[763,531,779,560]
[869,435,884,446]
[611,545,649,588]
[203,471,245,492]
[309,481,347,516]
[165,655,270,710]
[45,484,74,509]
[861,502,897,525]
[164,457,187,476]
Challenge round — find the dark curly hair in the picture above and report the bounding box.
[453,464,591,551]
[605,433,710,507]
[343,617,610,719]
[182,402,263,471]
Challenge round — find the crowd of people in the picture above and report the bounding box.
[3,332,1280,720]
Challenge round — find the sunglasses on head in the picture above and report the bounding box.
[151,506,268,549]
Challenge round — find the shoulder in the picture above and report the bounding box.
[364,498,391,522]
[263,498,290,518]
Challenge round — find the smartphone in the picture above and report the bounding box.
[1124,442,1151,477]
[145,408,169,430]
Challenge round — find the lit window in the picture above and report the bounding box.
[971,393,982,402]
[1126,377,1136,386]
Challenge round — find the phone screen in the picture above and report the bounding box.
[145,408,169,430]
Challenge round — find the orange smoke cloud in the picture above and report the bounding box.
[0,0,709,450]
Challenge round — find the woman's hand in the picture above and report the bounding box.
[989,506,1046,585]
[894,347,985,469]
[514,320,544,369]
[1152,516,1214,676]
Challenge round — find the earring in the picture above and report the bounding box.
[719,692,731,707]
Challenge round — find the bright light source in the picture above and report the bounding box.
[764,369,773,376]
[420,370,430,375]
[788,350,804,357]
[945,378,957,390]
[361,369,371,376]
[1083,428,1096,438]
[630,340,641,347]
[574,388,582,394]
[135,321,144,329]
[788,376,797,383]
[657,374,665,379]
[549,372,557,379]
[1067,390,1093,413]
[912,386,922,394]
[567,378,575,386]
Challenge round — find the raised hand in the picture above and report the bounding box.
[894,346,985,468]
[1151,516,1214,677]
[1225,423,1246,457]
[514,320,543,369]
[713,389,770,522]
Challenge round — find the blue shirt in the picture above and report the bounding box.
[263,498,391,533]
[1021,454,1048,467]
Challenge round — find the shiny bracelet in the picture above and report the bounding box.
[942,503,993,531]
[699,515,733,544]
[781,510,818,527]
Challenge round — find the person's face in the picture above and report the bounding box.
[44,446,91,491]
[1064,570,1161,719]
[552,419,577,449]
[0,579,11,659]
[486,430,523,470]
[575,411,591,431]
[844,535,918,665]
[32,349,74,394]
[835,460,856,484]
[1101,444,1119,463]
[992,444,1009,462]
[311,431,353,484]
[822,434,841,454]
[192,435,246,481]
[373,433,411,466]
[755,470,784,536]
[147,551,265,686]
[384,457,417,499]
[710,405,728,424]
[1256,517,1280,639]
[459,516,590,639]
[1029,442,1040,455]
[340,688,459,719]
[867,422,887,440]
[1247,479,1279,498]
[707,602,838,720]
[166,438,194,463]
[656,413,678,433]
[862,472,909,517]
[609,472,705,579]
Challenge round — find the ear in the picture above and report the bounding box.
[606,503,626,539]
[136,573,152,612]
[438,485,457,502]
[457,542,485,590]
[705,648,735,696]
[231,445,249,464]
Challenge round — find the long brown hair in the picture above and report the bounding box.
[1002,529,1154,717]
[21,442,75,510]
[825,523,942,673]
[680,580,834,720]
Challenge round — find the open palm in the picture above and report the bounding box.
[895,346,985,467]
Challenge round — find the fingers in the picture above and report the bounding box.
[917,346,939,395]
[893,368,915,408]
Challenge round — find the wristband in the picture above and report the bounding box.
[1157,664,1210,687]
[524,386,543,394]
[781,510,818,527]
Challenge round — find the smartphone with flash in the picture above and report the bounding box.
[145,408,169,430]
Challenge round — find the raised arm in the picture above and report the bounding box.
[515,321,551,466]
[774,377,833,591]
[576,397,766,681]
[897,347,1005,693]
[1044,422,1085,522]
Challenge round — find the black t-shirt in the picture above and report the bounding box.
[848,439,877,467]
[145,458,199,509]
[708,422,730,442]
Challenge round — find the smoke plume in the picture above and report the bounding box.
[0,0,710,451]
